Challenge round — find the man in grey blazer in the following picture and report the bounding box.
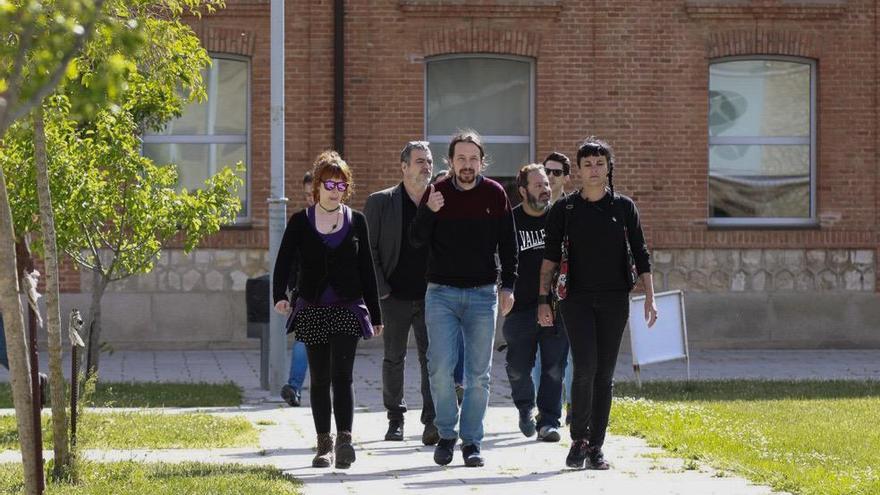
[364,141,439,445]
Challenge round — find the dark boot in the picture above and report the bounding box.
[312,433,334,468]
[384,419,404,441]
[335,431,356,469]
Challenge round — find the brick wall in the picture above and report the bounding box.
[62,0,879,294]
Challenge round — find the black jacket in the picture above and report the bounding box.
[272,207,382,326]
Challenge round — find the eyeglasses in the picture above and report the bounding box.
[322,180,349,192]
[543,167,565,177]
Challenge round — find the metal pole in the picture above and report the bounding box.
[17,238,45,494]
[70,345,78,450]
[27,304,44,494]
[267,0,289,393]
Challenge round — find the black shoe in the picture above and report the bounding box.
[461,444,484,467]
[588,445,610,470]
[280,384,301,407]
[433,438,456,465]
[566,439,590,469]
[518,408,536,437]
[384,419,404,441]
[38,373,48,409]
[422,422,440,446]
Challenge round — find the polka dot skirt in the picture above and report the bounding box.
[291,305,362,345]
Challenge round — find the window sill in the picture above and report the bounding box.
[221,221,254,231]
[685,0,847,20]
[398,0,562,18]
[707,218,820,230]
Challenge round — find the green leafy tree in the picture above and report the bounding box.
[0,1,223,491]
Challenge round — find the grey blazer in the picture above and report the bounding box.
[364,183,405,298]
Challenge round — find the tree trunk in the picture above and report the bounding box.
[0,156,41,494]
[85,270,108,379]
[34,107,70,473]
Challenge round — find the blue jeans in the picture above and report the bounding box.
[504,307,568,428]
[533,349,573,405]
[0,313,7,369]
[287,340,308,390]
[425,283,498,448]
[454,333,464,385]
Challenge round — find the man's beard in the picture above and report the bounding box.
[456,168,476,184]
[527,191,550,211]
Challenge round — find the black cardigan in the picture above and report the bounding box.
[272,206,382,326]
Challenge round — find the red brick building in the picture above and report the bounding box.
[60,0,880,349]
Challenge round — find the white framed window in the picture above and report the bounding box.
[425,54,535,179]
[143,55,250,220]
[708,56,816,227]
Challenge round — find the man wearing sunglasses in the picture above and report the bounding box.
[364,141,439,446]
[542,152,571,204]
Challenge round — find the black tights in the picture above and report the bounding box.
[560,292,629,448]
[305,334,360,434]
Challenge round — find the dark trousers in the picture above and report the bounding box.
[306,334,360,434]
[560,292,629,447]
[502,307,568,428]
[381,296,434,424]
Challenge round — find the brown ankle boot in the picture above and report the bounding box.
[312,432,334,468]
[335,431,356,468]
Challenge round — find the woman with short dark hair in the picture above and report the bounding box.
[537,136,658,470]
[272,150,383,469]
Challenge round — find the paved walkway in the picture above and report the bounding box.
[2,348,879,494]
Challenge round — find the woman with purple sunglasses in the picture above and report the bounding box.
[272,150,384,469]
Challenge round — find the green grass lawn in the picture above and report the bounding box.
[0,461,301,494]
[611,380,880,495]
[0,382,242,408]
[0,412,258,450]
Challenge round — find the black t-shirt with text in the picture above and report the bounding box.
[511,204,548,312]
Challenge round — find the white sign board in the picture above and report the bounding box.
[628,290,690,383]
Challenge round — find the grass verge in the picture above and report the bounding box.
[0,412,258,450]
[0,382,242,408]
[610,380,880,495]
[0,461,301,494]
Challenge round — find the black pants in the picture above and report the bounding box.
[381,296,434,424]
[306,334,360,434]
[502,307,568,428]
[560,292,629,447]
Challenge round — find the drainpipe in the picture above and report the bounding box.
[267,0,289,393]
[334,0,345,155]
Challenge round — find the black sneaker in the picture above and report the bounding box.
[280,384,301,407]
[422,422,440,446]
[384,419,404,441]
[518,408,536,437]
[588,446,610,470]
[537,425,561,442]
[461,444,484,467]
[433,438,456,465]
[566,439,590,469]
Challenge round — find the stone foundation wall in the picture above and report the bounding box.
[67,248,880,349]
[651,249,875,293]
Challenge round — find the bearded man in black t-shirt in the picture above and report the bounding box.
[503,164,569,444]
